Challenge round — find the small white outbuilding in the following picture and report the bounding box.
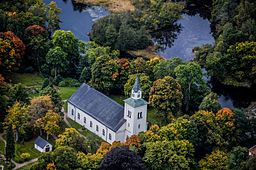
[34,136,52,153]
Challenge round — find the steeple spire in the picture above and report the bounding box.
[132,75,141,92]
[131,75,142,99]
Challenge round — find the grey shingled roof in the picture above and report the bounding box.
[35,136,50,148]
[124,98,148,108]
[68,83,126,132]
[132,76,141,92]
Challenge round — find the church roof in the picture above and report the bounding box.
[68,83,126,132]
[132,76,141,92]
[124,98,148,108]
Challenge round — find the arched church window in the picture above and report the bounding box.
[127,110,131,118]
[77,113,80,119]
[138,112,143,119]
[90,121,92,127]
[96,125,99,132]
[84,117,86,124]
[102,129,105,136]
[109,133,112,140]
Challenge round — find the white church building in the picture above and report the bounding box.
[67,76,148,143]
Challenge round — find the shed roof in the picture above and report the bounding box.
[35,136,51,148]
[68,83,126,132]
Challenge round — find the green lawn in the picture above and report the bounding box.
[59,87,78,100]
[10,73,44,88]
[17,162,38,170]
[109,95,126,105]
[0,138,5,154]
[14,140,41,163]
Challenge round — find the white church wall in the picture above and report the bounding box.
[67,102,76,121]
[115,123,126,142]
[67,104,120,143]
[133,105,148,134]
[124,103,136,134]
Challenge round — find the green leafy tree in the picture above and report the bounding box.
[46,1,61,35]
[175,62,209,112]
[51,30,80,76]
[53,146,79,170]
[199,150,228,170]
[149,76,183,119]
[153,57,184,80]
[199,92,222,113]
[5,124,15,161]
[228,146,248,170]
[143,140,194,170]
[90,56,119,93]
[124,74,152,101]
[45,46,68,78]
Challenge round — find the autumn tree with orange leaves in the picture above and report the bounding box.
[0,31,25,72]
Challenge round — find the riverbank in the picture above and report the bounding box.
[74,0,134,13]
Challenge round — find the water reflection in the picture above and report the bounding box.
[157,14,214,60]
[152,25,181,52]
[44,0,108,41]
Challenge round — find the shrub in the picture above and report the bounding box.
[20,152,31,161]
[59,78,80,87]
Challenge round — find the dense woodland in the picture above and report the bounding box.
[0,0,256,169]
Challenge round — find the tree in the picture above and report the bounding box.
[51,30,80,76]
[56,128,89,153]
[40,86,62,112]
[5,125,15,161]
[175,62,209,112]
[52,146,79,170]
[45,46,68,78]
[124,74,152,101]
[199,92,222,112]
[46,2,61,35]
[35,110,61,140]
[149,76,183,119]
[90,56,119,93]
[143,140,194,170]
[6,102,29,142]
[245,156,256,170]
[77,152,102,170]
[153,57,184,80]
[0,31,25,72]
[25,25,49,72]
[8,83,29,105]
[28,95,54,123]
[227,146,248,170]
[100,147,146,170]
[199,150,228,170]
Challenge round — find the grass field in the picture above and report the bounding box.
[75,0,134,12]
[14,140,41,163]
[59,87,78,100]
[10,73,44,88]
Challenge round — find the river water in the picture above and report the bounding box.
[43,0,254,109]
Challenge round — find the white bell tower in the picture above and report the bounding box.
[124,76,148,139]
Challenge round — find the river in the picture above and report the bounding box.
[43,0,253,109]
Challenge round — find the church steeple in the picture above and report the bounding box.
[131,75,142,99]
